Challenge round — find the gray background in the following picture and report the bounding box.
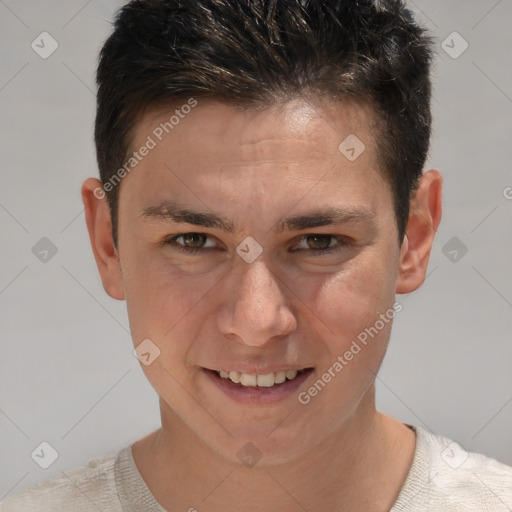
[1,0,511,499]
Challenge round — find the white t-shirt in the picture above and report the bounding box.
[1,425,511,511]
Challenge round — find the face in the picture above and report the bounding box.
[100,97,407,464]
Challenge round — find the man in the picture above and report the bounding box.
[2,0,511,510]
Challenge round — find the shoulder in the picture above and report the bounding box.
[0,451,121,512]
[427,428,512,501]
[392,425,512,511]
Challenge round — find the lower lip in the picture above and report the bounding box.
[202,368,314,405]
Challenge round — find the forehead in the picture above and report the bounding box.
[131,97,378,170]
[117,97,398,242]
[120,97,392,229]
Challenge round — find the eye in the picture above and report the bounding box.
[163,233,217,255]
[163,232,349,257]
[292,234,349,255]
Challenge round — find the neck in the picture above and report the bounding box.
[132,389,415,512]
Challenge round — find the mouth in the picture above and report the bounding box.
[202,367,314,404]
[211,368,312,387]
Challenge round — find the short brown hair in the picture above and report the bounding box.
[95,0,433,248]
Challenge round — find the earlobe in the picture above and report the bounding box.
[396,170,443,294]
[81,178,125,301]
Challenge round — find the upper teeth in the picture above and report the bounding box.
[218,369,301,387]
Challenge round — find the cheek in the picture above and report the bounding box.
[304,251,396,343]
[121,253,170,335]
[297,297,395,426]
[296,248,399,409]
[123,245,211,323]
[123,252,225,371]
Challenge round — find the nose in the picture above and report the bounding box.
[216,260,296,347]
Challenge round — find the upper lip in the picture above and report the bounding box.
[203,365,313,375]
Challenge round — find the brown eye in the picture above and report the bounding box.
[292,234,349,255]
[306,234,333,250]
[180,233,207,249]
[163,233,216,255]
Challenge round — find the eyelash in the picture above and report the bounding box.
[163,233,349,256]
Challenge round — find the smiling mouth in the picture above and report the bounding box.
[205,368,314,388]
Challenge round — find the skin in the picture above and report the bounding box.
[81,96,442,511]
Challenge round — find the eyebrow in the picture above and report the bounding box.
[139,200,375,233]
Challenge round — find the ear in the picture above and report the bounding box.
[396,170,443,294]
[81,178,125,300]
